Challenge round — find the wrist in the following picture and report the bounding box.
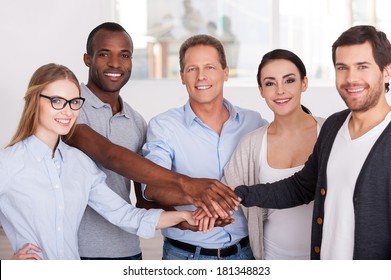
[177,174,191,191]
[178,176,195,204]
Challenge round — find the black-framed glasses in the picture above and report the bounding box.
[40,94,85,110]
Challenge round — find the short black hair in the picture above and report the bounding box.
[86,22,130,55]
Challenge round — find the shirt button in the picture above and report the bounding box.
[320,188,326,196]
[54,184,60,189]
[57,226,61,231]
[314,246,320,254]
[317,217,323,225]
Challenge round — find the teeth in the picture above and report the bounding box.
[104,73,121,77]
[347,88,364,93]
[196,85,211,90]
[55,119,70,124]
[275,99,290,103]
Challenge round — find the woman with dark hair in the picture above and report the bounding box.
[222,49,324,259]
[0,63,196,260]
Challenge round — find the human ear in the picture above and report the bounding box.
[258,85,265,98]
[83,53,91,67]
[383,64,391,82]
[180,71,185,85]
[301,76,309,92]
[223,66,229,81]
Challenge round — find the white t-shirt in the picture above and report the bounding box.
[322,112,391,259]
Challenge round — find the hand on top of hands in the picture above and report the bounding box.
[191,183,240,219]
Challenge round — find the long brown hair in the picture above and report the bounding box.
[8,63,80,147]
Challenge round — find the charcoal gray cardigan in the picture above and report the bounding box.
[236,109,391,259]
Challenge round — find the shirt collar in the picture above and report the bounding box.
[24,135,65,162]
[80,83,130,119]
[183,98,239,127]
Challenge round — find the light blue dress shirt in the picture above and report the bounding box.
[142,99,267,248]
[0,136,163,260]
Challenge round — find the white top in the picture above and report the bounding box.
[259,126,315,260]
[322,112,391,259]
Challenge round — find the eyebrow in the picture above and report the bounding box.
[263,73,296,82]
[97,48,132,53]
[335,61,371,66]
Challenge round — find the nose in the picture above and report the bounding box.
[346,69,358,83]
[197,69,207,80]
[61,103,73,116]
[108,55,120,68]
[276,83,285,95]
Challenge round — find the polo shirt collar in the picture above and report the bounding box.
[80,83,130,119]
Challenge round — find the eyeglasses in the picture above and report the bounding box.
[40,94,85,110]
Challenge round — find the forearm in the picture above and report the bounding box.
[235,143,319,208]
[135,182,178,210]
[67,124,190,189]
[156,211,194,230]
[235,175,315,209]
[103,150,189,189]
[234,184,269,207]
[144,184,194,206]
[146,178,240,220]
[68,126,238,214]
[144,178,229,206]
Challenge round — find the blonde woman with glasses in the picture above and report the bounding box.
[0,63,196,260]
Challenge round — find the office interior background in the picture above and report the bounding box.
[2,0,391,147]
[1,0,391,260]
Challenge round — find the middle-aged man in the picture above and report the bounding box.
[141,34,268,260]
[231,25,391,260]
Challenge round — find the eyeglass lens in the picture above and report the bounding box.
[40,94,84,110]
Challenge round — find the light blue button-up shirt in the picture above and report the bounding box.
[142,99,267,248]
[0,136,163,259]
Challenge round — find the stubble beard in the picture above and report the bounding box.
[340,81,384,113]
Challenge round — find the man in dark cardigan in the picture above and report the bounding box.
[207,25,391,260]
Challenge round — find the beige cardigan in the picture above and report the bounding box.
[222,117,324,259]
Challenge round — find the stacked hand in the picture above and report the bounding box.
[177,183,240,232]
[185,180,240,218]
[175,215,236,233]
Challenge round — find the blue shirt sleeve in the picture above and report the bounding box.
[85,159,163,239]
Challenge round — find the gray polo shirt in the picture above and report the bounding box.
[77,83,147,258]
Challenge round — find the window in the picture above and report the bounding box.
[115,0,391,86]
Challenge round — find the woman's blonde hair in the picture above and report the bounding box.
[8,63,80,147]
